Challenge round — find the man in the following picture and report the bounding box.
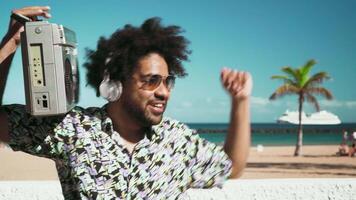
[0,6,252,199]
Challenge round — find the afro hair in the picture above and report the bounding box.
[84,17,191,96]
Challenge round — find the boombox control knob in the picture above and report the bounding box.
[64,47,70,55]
[35,27,42,34]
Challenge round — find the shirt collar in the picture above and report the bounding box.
[100,103,164,142]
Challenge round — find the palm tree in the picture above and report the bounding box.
[269,59,333,156]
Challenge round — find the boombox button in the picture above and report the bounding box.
[65,48,71,55]
[35,27,42,34]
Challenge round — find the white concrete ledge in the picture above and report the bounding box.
[0,179,355,199]
[186,179,356,200]
[0,181,64,200]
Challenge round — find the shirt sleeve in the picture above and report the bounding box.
[43,110,80,159]
[1,104,63,158]
[187,128,232,189]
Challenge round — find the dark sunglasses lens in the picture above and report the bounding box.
[166,76,175,89]
[142,75,176,90]
[145,75,161,90]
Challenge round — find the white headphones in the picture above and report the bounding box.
[99,70,123,102]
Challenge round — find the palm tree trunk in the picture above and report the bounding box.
[294,93,304,156]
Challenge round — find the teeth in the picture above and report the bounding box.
[154,104,163,108]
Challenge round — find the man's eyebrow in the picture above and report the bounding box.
[138,73,172,79]
[139,73,161,78]
[139,74,155,78]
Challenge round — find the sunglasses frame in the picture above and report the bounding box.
[138,74,176,91]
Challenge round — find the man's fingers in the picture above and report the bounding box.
[224,69,249,88]
[221,67,245,93]
[221,68,232,88]
[225,69,238,89]
[221,67,253,98]
[12,6,51,19]
[230,71,243,94]
[220,67,231,82]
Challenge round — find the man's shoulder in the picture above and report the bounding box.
[1,104,52,120]
[59,105,106,126]
[0,104,26,112]
[1,104,103,117]
[154,117,197,137]
[68,105,105,117]
[160,117,191,129]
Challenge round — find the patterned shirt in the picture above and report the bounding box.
[2,104,232,200]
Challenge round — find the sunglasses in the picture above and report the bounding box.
[139,74,176,91]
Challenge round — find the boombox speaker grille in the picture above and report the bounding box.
[64,58,79,105]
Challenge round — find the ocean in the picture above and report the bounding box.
[187,123,356,146]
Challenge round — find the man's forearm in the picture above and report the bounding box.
[224,97,251,178]
[0,35,18,64]
[0,36,17,105]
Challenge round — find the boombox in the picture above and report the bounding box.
[20,21,79,116]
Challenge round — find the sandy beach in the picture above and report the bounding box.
[242,145,356,179]
[0,145,355,180]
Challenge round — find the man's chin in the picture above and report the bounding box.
[138,112,163,127]
[149,115,163,125]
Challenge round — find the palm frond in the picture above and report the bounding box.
[271,75,289,80]
[271,75,295,85]
[305,93,320,111]
[296,60,316,88]
[300,59,316,77]
[296,69,306,87]
[304,72,330,87]
[307,87,333,100]
[281,67,297,79]
[269,84,299,100]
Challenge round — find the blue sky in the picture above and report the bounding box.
[1,0,356,123]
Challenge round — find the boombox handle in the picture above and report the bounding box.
[11,12,39,25]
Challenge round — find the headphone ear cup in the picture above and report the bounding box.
[99,78,123,102]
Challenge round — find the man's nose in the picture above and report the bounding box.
[154,81,170,100]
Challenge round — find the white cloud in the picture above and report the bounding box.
[319,99,356,108]
[251,96,282,107]
[181,101,193,108]
[251,96,269,106]
[320,100,343,107]
[345,101,356,108]
[250,96,285,115]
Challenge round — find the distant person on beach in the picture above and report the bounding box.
[342,130,348,143]
[0,6,252,199]
[337,143,349,156]
[349,132,356,157]
[352,132,356,143]
[337,130,350,156]
[349,144,356,157]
